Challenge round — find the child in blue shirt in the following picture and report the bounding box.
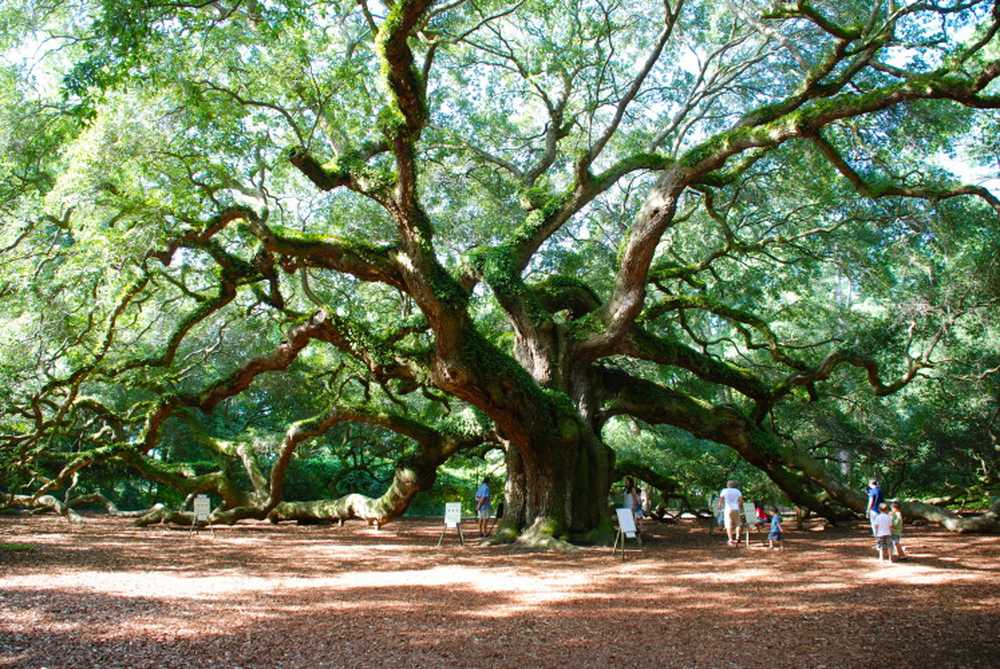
[768,506,784,550]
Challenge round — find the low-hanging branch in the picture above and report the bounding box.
[136,400,493,529]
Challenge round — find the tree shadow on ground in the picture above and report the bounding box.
[2,577,998,669]
[2,515,999,669]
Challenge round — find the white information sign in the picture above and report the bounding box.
[193,494,211,521]
[444,502,462,528]
[616,507,637,538]
[743,501,757,526]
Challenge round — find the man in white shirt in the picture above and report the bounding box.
[717,480,743,545]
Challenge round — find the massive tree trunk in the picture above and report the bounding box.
[488,326,616,546]
[501,428,614,545]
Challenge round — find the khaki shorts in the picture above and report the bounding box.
[724,509,741,529]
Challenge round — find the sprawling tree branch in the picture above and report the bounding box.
[579,52,1000,361]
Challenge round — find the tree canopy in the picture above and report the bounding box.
[1,0,998,543]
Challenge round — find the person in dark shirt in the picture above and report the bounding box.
[866,479,884,546]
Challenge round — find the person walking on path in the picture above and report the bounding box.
[768,506,784,550]
[866,479,884,547]
[873,502,894,562]
[475,478,492,538]
[890,501,907,560]
[717,480,743,546]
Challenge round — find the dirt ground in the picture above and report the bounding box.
[1,514,998,669]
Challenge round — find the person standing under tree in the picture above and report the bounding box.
[890,501,907,560]
[623,477,640,519]
[475,478,491,538]
[717,480,743,546]
[866,479,884,548]
[768,506,784,550]
[873,502,894,563]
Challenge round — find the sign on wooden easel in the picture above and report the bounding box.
[190,494,212,536]
[444,502,462,527]
[741,501,758,547]
[194,495,211,520]
[436,502,465,547]
[613,507,641,560]
[617,507,637,537]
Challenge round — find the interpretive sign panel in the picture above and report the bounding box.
[444,502,462,528]
[743,501,757,526]
[616,507,636,538]
[193,494,211,521]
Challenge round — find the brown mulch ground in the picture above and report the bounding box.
[1,514,998,669]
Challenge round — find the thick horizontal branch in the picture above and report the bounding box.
[683,62,1000,178]
[597,366,753,449]
[194,402,490,528]
[620,326,773,405]
[288,143,392,199]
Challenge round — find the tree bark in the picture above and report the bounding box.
[492,344,615,545]
[499,429,614,546]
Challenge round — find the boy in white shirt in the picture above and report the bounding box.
[873,502,894,562]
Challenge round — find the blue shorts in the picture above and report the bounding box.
[768,531,782,541]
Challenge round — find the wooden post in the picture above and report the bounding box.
[435,522,465,547]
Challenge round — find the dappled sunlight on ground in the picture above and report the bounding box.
[2,514,998,668]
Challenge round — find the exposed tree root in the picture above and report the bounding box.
[513,518,578,552]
